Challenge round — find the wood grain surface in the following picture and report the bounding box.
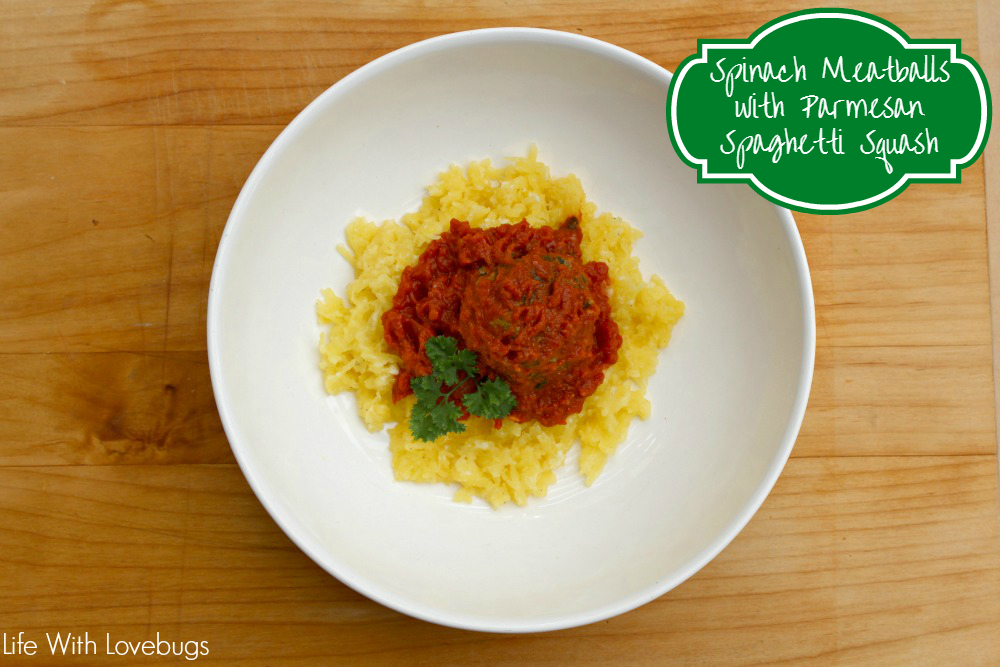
[1,0,998,664]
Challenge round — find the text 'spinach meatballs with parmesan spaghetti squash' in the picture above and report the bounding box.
[317,148,684,508]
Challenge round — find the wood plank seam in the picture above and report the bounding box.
[977,0,1000,516]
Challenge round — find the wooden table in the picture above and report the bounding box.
[2,1,999,663]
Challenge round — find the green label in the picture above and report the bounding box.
[666,9,991,214]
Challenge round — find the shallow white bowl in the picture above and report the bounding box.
[208,28,815,633]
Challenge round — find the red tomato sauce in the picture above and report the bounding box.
[382,217,622,427]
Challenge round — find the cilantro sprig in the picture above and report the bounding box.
[409,336,517,442]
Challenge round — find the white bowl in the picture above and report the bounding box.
[208,28,815,633]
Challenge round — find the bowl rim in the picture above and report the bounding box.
[206,26,817,634]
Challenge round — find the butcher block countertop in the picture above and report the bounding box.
[2,0,1000,663]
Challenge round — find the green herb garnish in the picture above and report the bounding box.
[409,336,517,442]
[463,378,517,420]
[423,335,477,385]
